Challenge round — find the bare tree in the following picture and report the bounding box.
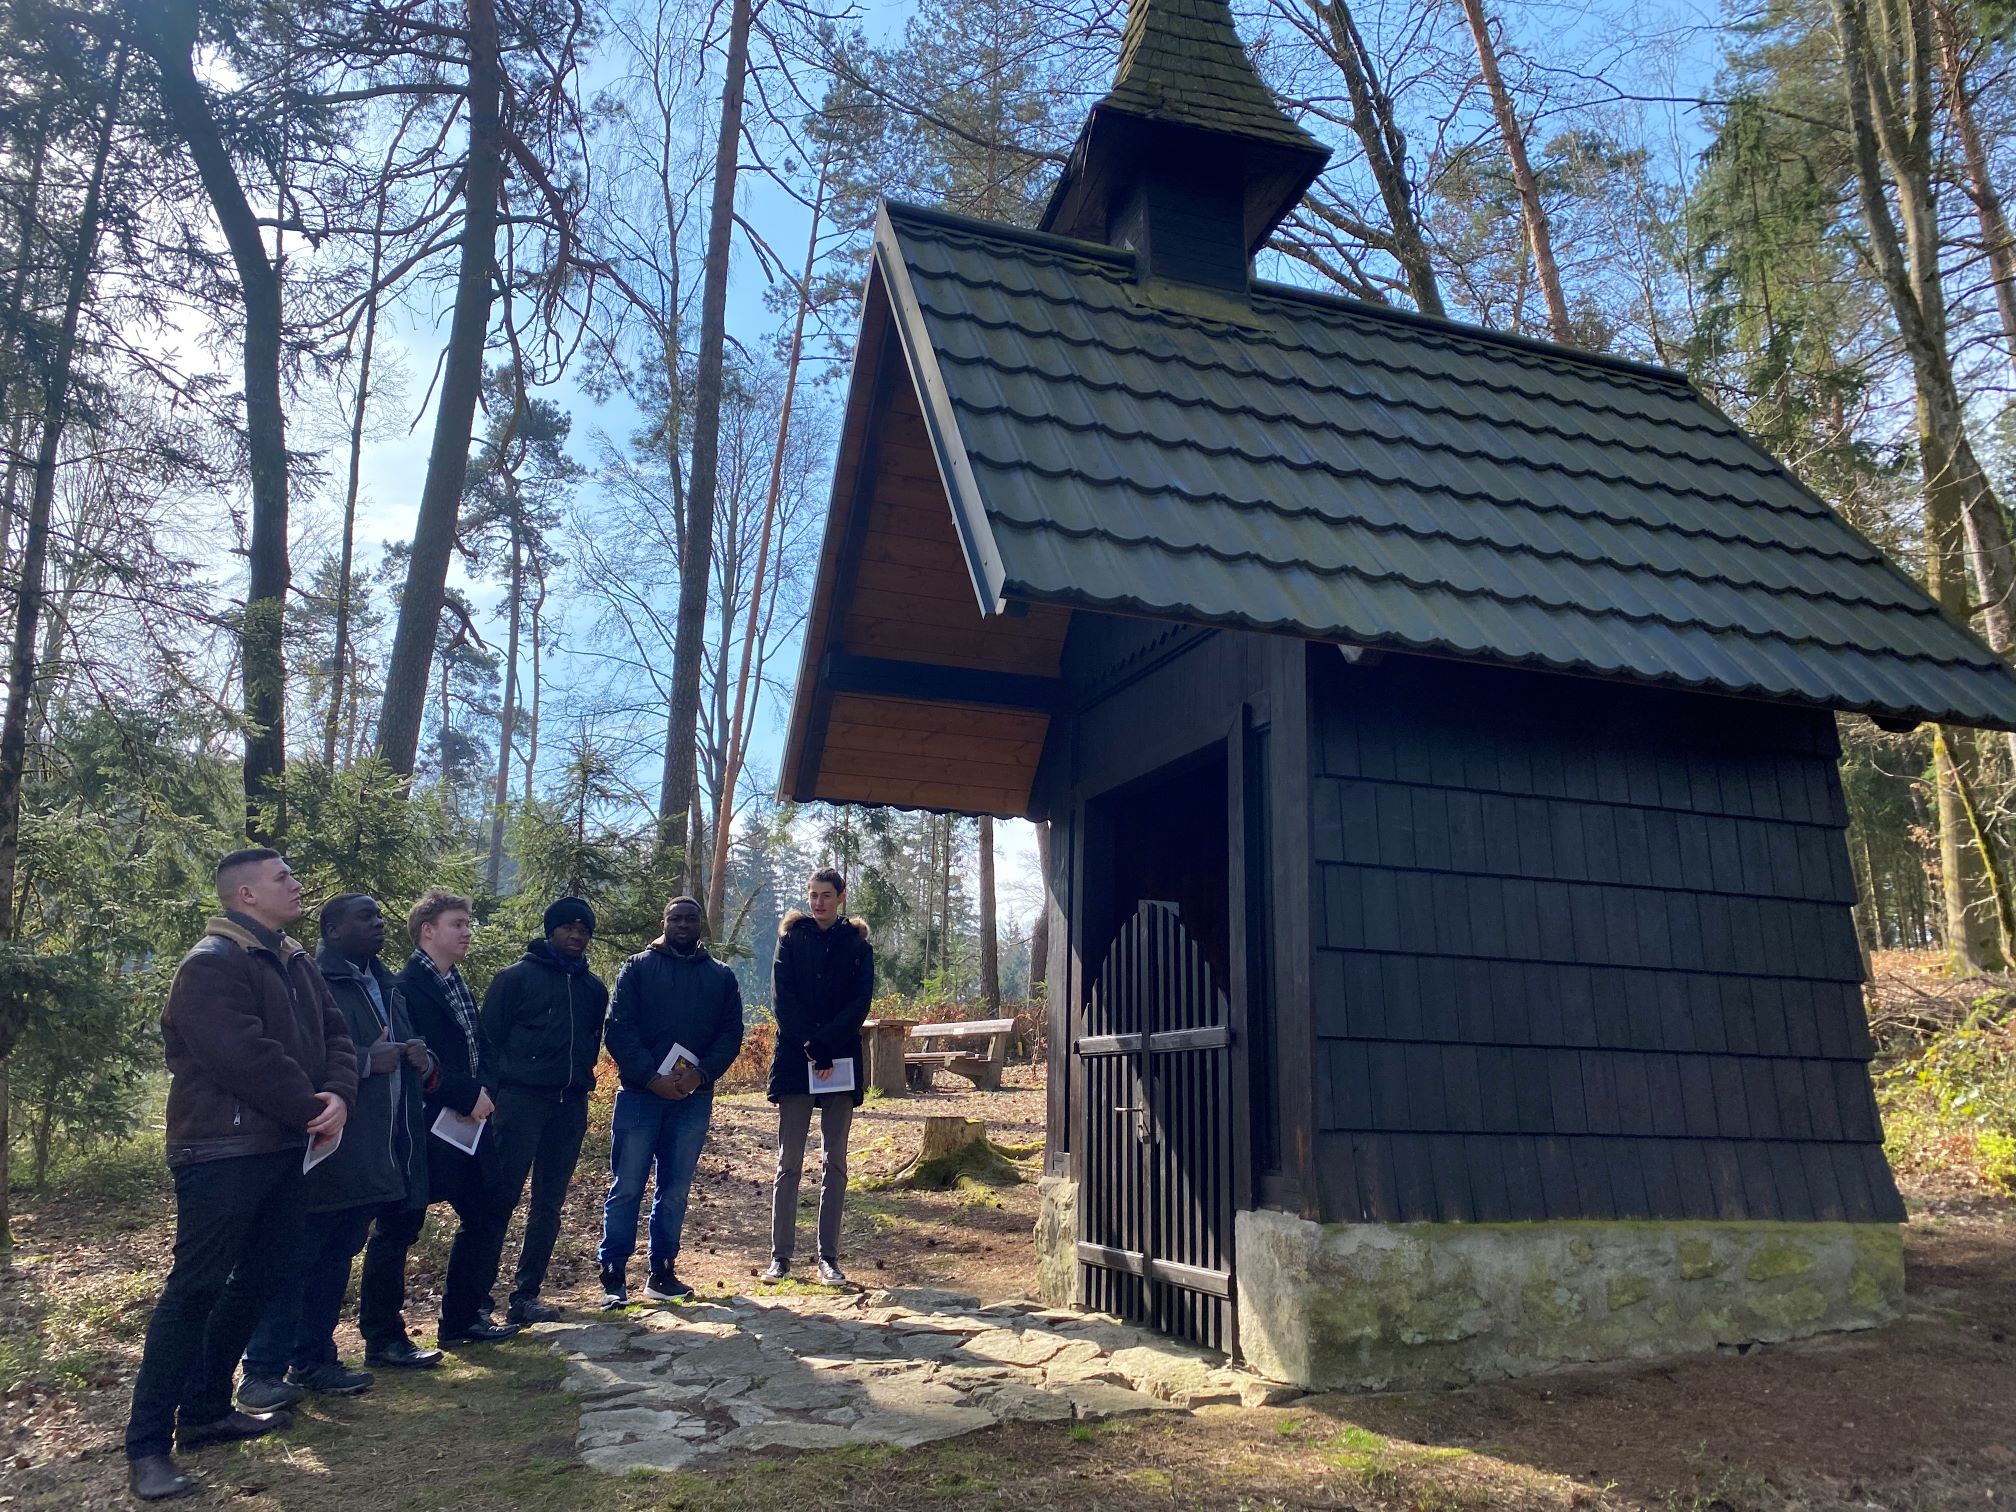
[128,0,291,836]
[1453,0,1571,340]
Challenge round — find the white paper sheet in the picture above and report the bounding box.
[431,1107,485,1154]
[808,1057,855,1095]
[656,1041,700,1078]
[303,1127,342,1173]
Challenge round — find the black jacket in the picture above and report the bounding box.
[397,951,492,1118]
[480,940,608,1099]
[397,950,494,1192]
[604,939,746,1092]
[768,912,874,1106]
[311,947,430,1214]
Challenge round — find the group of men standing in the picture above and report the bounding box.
[125,849,874,1503]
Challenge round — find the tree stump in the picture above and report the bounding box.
[920,1117,985,1163]
[876,1116,1022,1190]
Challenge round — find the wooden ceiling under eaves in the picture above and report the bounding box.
[781,276,1073,818]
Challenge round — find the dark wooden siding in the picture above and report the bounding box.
[1308,648,1902,1226]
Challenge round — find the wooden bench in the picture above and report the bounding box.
[904,1017,1017,1091]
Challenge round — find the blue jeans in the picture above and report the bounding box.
[243,1204,375,1379]
[597,1087,712,1274]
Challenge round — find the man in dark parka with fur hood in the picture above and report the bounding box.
[762,868,873,1286]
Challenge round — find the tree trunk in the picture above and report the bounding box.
[30,1076,55,1191]
[940,816,955,984]
[705,154,826,928]
[138,3,288,836]
[0,44,123,1250]
[324,181,389,770]
[660,0,753,886]
[1310,0,1444,317]
[1029,821,1050,995]
[1835,0,2016,961]
[1932,0,2016,380]
[525,557,544,795]
[377,0,504,779]
[0,113,50,498]
[1456,0,1572,342]
[486,517,523,893]
[978,815,999,1011]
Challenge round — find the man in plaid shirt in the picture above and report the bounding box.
[360,890,521,1359]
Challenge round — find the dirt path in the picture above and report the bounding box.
[5,1065,2015,1509]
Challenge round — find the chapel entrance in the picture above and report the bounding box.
[1073,751,1238,1354]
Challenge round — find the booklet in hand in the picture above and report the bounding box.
[656,1042,700,1078]
[303,1127,342,1173]
[808,1057,856,1095]
[431,1107,485,1155]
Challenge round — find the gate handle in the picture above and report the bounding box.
[1114,1104,1155,1145]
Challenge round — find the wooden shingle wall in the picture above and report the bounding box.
[1307,649,1902,1226]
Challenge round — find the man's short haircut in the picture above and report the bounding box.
[664,894,704,920]
[808,867,847,896]
[215,847,282,903]
[408,888,475,945]
[320,893,376,934]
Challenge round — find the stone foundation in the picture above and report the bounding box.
[1034,1177,1079,1307]
[1236,1209,1904,1392]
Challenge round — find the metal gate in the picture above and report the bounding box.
[1074,901,1236,1353]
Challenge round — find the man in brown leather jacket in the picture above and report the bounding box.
[125,848,357,1502]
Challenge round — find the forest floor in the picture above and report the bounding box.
[3,1061,2014,1511]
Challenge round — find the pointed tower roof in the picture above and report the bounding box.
[1042,0,1329,252]
[1103,0,1322,153]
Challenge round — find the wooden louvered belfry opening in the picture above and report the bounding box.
[1075,900,1238,1355]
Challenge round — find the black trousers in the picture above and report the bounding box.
[489,1087,589,1306]
[125,1149,306,1461]
[359,1145,508,1340]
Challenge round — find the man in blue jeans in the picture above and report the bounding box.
[597,897,744,1306]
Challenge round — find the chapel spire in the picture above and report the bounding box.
[1041,0,1329,278]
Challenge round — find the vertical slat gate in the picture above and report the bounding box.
[1074,902,1235,1354]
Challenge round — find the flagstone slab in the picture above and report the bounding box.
[959,1327,1071,1367]
[561,1289,1293,1475]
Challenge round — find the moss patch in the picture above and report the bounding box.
[1744,1238,1816,1283]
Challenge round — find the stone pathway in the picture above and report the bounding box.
[531,1286,1302,1473]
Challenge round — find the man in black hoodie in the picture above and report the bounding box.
[240,894,432,1403]
[762,868,873,1287]
[480,896,609,1324]
[597,896,744,1306]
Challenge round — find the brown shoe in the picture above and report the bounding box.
[128,1454,196,1500]
[175,1409,291,1451]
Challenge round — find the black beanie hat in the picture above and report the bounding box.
[543,896,596,936]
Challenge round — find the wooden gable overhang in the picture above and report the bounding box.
[780,254,1075,819]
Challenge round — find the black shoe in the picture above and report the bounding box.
[641,1270,694,1302]
[287,1361,373,1395]
[597,1264,628,1310]
[816,1256,849,1287]
[234,1375,304,1412]
[364,1336,443,1370]
[760,1258,789,1283]
[506,1296,561,1325]
[176,1409,291,1451]
[438,1318,522,1346]
[129,1454,196,1501]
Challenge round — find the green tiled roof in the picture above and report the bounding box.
[1100,0,1320,153]
[875,201,2016,730]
